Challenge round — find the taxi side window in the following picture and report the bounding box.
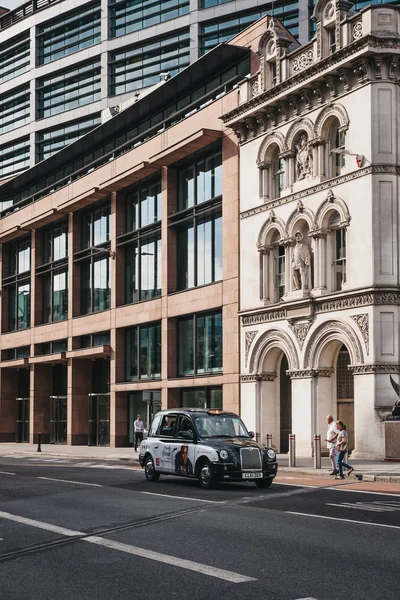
[177,417,193,438]
[149,414,162,437]
[159,415,177,437]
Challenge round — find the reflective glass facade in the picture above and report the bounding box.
[0,86,30,134]
[37,59,101,118]
[200,3,299,54]
[110,0,189,38]
[125,323,162,380]
[36,115,101,162]
[3,239,31,331]
[37,3,101,65]
[178,312,223,376]
[110,31,190,95]
[0,138,29,180]
[0,34,30,83]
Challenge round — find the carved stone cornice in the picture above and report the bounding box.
[240,372,277,383]
[349,364,400,375]
[245,331,258,366]
[350,313,369,355]
[241,309,287,326]
[287,369,318,379]
[240,165,400,220]
[309,228,329,239]
[288,319,312,350]
[222,35,378,125]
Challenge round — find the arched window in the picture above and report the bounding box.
[330,213,346,290]
[329,120,346,177]
[272,231,285,301]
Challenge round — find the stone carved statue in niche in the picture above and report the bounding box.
[295,134,312,180]
[292,231,311,290]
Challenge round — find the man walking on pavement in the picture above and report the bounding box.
[325,414,339,475]
[134,414,145,452]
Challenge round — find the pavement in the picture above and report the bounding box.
[1,442,400,484]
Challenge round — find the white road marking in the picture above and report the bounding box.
[0,511,83,536]
[0,471,16,475]
[326,501,400,513]
[85,536,255,583]
[140,491,224,504]
[0,512,255,583]
[286,511,400,530]
[326,503,385,512]
[325,487,400,498]
[37,477,102,487]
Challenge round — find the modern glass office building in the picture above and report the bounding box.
[0,0,308,181]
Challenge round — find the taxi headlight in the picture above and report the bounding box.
[219,450,229,460]
[267,449,276,460]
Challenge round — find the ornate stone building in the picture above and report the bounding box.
[223,2,400,459]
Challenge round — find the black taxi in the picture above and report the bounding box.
[139,408,278,489]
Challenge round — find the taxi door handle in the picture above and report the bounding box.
[154,445,159,449]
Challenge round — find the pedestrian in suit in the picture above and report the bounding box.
[134,414,144,452]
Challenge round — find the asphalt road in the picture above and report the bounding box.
[0,456,399,600]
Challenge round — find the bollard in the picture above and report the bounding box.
[266,433,272,448]
[313,434,321,469]
[288,434,296,467]
[37,432,42,453]
[256,432,260,444]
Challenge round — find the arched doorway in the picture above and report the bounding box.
[336,344,354,450]
[279,354,292,453]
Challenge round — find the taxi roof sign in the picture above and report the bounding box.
[207,409,224,415]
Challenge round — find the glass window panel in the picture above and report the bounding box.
[125,327,138,380]
[93,258,110,312]
[80,261,92,314]
[125,243,139,304]
[178,318,194,375]
[43,274,52,323]
[53,271,68,321]
[17,283,30,329]
[8,286,16,331]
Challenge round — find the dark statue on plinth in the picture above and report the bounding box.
[388,376,400,419]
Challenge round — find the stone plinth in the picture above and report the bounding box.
[384,421,400,460]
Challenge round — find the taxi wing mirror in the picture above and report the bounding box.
[178,430,193,440]
[248,431,255,439]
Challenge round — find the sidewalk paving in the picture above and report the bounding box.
[1,443,400,484]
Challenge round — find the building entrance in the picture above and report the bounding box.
[88,393,110,446]
[50,396,67,444]
[16,397,30,443]
[336,345,354,450]
[280,354,292,453]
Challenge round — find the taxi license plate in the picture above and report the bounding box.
[242,472,263,479]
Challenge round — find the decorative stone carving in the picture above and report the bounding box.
[252,80,260,96]
[248,329,299,372]
[288,320,312,350]
[292,231,311,291]
[353,21,363,40]
[295,134,313,180]
[242,310,287,326]
[287,369,317,379]
[240,374,257,383]
[291,49,314,73]
[245,331,258,366]
[349,364,400,375]
[304,320,363,368]
[240,166,400,220]
[240,372,277,383]
[350,314,369,355]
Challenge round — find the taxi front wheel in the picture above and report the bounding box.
[145,456,160,482]
[199,460,216,489]
[255,478,273,489]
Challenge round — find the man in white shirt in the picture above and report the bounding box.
[325,414,339,475]
[134,414,145,452]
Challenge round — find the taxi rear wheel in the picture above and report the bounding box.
[199,460,216,489]
[144,456,160,482]
[255,478,273,489]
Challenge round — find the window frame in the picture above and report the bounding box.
[125,322,162,381]
[177,310,223,377]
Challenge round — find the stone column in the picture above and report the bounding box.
[352,372,384,458]
[31,364,53,444]
[289,372,314,456]
[109,191,118,446]
[240,378,257,434]
[68,358,92,445]
[259,373,278,447]
[0,369,18,441]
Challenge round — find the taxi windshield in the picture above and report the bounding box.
[193,414,249,438]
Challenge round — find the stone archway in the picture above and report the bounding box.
[248,329,299,453]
